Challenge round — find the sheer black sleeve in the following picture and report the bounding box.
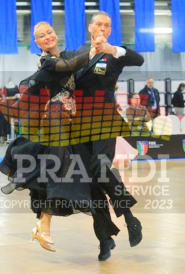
[40,50,90,73]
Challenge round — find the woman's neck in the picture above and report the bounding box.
[47,46,60,57]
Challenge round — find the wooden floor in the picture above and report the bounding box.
[0,144,185,274]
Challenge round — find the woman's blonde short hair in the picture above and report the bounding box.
[34,22,53,37]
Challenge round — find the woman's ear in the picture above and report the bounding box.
[35,39,40,47]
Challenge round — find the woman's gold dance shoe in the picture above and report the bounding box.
[30,223,56,252]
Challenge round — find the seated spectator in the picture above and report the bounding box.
[172,83,185,116]
[0,112,9,143]
[139,77,160,118]
[0,81,20,143]
[126,93,151,136]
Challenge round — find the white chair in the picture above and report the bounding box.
[168,115,181,135]
[115,91,128,119]
[180,116,185,134]
[152,115,172,136]
[146,119,153,131]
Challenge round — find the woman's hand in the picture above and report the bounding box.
[90,32,117,56]
[94,34,107,46]
[89,47,96,59]
[93,32,117,55]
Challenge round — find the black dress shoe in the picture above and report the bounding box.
[98,237,116,261]
[126,217,142,247]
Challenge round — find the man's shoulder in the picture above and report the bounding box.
[154,87,160,93]
[140,104,147,110]
[126,105,134,112]
[139,86,148,94]
[126,105,132,110]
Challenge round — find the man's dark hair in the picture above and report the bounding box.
[90,11,112,23]
[128,92,139,99]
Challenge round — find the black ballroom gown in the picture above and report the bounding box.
[0,51,115,221]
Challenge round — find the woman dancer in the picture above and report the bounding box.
[0,22,119,253]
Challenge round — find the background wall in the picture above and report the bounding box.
[1,45,185,89]
[1,2,185,87]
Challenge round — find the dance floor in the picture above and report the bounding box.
[0,144,185,274]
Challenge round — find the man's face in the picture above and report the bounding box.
[88,15,111,41]
[35,24,58,52]
[146,79,154,89]
[131,95,141,107]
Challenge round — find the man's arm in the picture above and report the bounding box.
[126,107,134,121]
[139,92,149,107]
[155,89,160,103]
[144,108,151,122]
[95,39,144,67]
[117,47,144,67]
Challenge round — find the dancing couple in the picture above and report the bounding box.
[0,11,144,261]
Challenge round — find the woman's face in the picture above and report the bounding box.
[35,24,58,52]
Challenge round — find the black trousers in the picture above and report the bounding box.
[88,175,120,241]
[73,137,137,240]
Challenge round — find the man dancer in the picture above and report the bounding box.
[73,11,144,260]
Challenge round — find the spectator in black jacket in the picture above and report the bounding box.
[139,78,160,118]
[172,83,185,116]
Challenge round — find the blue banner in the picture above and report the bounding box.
[172,0,185,52]
[64,0,85,50]
[30,0,52,54]
[135,0,155,52]
[0,0,18,54]
[99,0,121,46]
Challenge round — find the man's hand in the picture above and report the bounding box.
[91,32,106,47]
[91,32,117,56]
[94,36,106,46]
[95,42,117,55]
